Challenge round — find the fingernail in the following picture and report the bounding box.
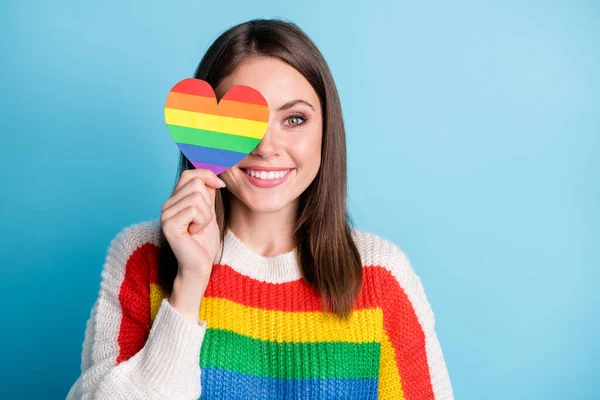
[217,178,226,188]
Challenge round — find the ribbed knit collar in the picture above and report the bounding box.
[217,227,302,283]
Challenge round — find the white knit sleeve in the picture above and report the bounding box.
[65,222,207,400]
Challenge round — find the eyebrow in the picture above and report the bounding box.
[276,99,315,112]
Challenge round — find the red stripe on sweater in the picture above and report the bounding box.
[205,264,324,311]
[197,263,385,311]
[116,242,158,364]
[369,265,435,400]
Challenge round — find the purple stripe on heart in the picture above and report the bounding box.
[190,162,229,176]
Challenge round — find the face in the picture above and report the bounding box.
[215,57,323,214]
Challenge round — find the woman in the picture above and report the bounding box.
[67,18,454,400]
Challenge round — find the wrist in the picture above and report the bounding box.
[176,263,212,283]
[173,272,208,298]
[169,272,209,323]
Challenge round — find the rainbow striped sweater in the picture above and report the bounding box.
[67,220,454,400]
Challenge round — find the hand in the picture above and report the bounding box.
[160,168,226,282]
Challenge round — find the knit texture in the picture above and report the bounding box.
[67,220,454,400]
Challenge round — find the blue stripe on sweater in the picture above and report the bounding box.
[199,367,379,400]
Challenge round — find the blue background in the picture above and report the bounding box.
[1,1,598,398]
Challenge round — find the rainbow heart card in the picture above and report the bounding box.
[164,78,269,175]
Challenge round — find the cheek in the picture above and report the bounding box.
[288,139,321,170]
[288,128,322,164]
[220,169,238,184]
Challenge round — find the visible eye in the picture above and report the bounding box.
[284,113,308,127]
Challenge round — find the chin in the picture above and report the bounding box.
[244,196,293,213]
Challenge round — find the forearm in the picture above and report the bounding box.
[67,297,208,400]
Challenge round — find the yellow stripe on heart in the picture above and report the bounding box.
[165,108,269,139]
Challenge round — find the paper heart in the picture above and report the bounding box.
[164,78,269,175]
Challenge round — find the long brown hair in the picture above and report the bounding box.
[158,18,362,319]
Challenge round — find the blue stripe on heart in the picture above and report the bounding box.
[177,143,248,167]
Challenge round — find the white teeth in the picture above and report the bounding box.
[244,169,291,180]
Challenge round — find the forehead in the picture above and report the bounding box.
[215,57,320,111]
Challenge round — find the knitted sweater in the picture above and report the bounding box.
[66,220,454,400]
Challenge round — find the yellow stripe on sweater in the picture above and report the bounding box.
[378,329,406,400]
[150,284,383,343]
[150,284,167,321]
[164,108,268,139]
[201,296,382,343]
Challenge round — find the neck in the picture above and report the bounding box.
[228,196,298,257]
[217,227,302,283]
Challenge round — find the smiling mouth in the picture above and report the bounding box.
[240,168,294,180]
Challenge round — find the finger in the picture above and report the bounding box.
[161,190,211,223]
[165,170,224,212]
[163,203,211,239]
[172,168,225,198]
[162,177,214,214]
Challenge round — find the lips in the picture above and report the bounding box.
[239,166,296,171]
[241,167,294,188]
[242,168,291,177]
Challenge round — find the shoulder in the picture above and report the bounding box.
[350,227,418,290]
[350,227,411,272]
[350,227,435,331]
[107,219,162,251]
[99,219,162,285]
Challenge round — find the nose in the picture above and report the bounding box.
[250,123,281,158]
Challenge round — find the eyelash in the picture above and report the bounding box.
[284,112,308,127]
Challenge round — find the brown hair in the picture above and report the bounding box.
[158,18,362,319]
